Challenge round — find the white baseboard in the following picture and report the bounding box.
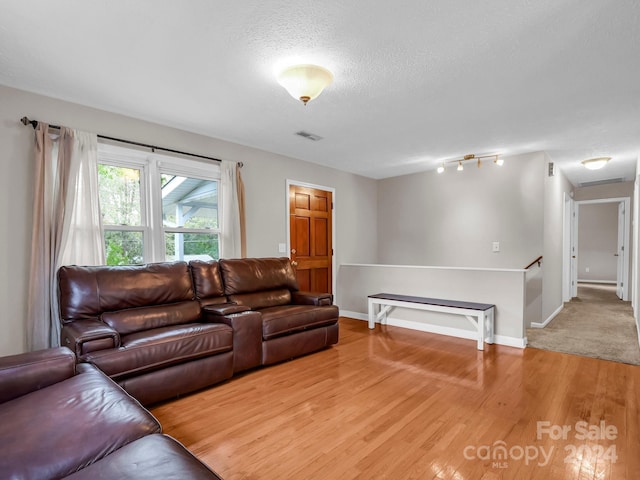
[493,335,527,348]
[530,304,563,329]
[340,310,526,349]
[341,310,368,321]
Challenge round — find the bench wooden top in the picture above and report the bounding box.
[368,293,494,311]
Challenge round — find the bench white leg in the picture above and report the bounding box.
[368,298,376,329]
[477,312,485,350]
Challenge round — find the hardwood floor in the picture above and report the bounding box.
[151,318,640,480]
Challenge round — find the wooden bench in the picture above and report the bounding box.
[367,293,495,350]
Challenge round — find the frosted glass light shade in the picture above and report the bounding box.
[277,64,334,105]
[581,157,610,170]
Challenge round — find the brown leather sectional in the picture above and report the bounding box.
[58,257,339,405]
[0,347,222,479]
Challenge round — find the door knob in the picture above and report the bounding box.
[291,261,298,266]
[291,249,296,254]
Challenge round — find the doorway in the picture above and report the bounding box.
[286,180,335,294]
[565,197,630,301]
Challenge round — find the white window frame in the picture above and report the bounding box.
[98,143,221,264]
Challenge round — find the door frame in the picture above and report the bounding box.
[286,179,336,294]
[562,192,574,302]
[567,197,630,301]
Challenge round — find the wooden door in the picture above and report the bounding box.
[289,184,333,294]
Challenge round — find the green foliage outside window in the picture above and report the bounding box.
[98,163,220,265]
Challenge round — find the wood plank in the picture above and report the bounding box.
[151,318,640,480]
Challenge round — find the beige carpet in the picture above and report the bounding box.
[527,283,640,365]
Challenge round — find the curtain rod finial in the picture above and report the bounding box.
[20,117,37,128]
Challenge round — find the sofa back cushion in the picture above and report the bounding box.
[228,289,292,310]
[219,257,298,294]
[189,260,226,299]
[58,262,198,332]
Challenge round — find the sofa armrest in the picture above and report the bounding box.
[0,347,76,403]
[203,309,263,373]
[292,291,334,306]
[61,320,120,357]
[202,303,251,317]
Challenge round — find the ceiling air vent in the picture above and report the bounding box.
[578,178,625,187]
[295,131,323,141]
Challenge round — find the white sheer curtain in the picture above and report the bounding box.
[220,160,246,259]
[26,124,105,350]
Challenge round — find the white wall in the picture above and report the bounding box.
[0,85,378,356]
[577,203,618,282]
[573,181,634,202]
[377,152,546,269]
[634,162,640,337]
[542,155,573,323]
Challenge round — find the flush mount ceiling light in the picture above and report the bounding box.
[276,64,334,105]
[436,153,503,174]
[581,157,611,170]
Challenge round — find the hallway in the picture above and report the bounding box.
[527,283,640,365]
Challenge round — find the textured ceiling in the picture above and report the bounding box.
[1,0,639,184]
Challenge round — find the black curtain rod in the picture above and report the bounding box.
[19,116,237,166]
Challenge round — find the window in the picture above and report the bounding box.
[98,144,220,265]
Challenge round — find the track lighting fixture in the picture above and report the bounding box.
[436,153,503,174]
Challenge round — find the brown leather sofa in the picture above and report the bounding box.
[57,257,339,405]
[0,347,222,480]
[58,262,234,406]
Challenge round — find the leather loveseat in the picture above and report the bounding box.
[57,257,339,405]
[0,347,222,479]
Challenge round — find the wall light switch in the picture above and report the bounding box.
[278,243,287,254]
[585,267,590,273]
[492,241,500,253]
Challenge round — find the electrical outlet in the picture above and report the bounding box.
[278,243,287,254]
[492,242,500,253]
[586,267,590,273]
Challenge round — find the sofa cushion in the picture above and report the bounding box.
[58,262,195,323]
[102,301,202,336]
[190,260,225,299]
[0,366,160,480]
[228,288,292,310]
[261,305,339,340]
[82,323,233,379]
[219,257,298,295]
[64,434,223,480]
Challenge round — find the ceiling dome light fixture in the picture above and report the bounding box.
[436,153,503,174]
[581,157,611,170]
[276,64,334,105]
